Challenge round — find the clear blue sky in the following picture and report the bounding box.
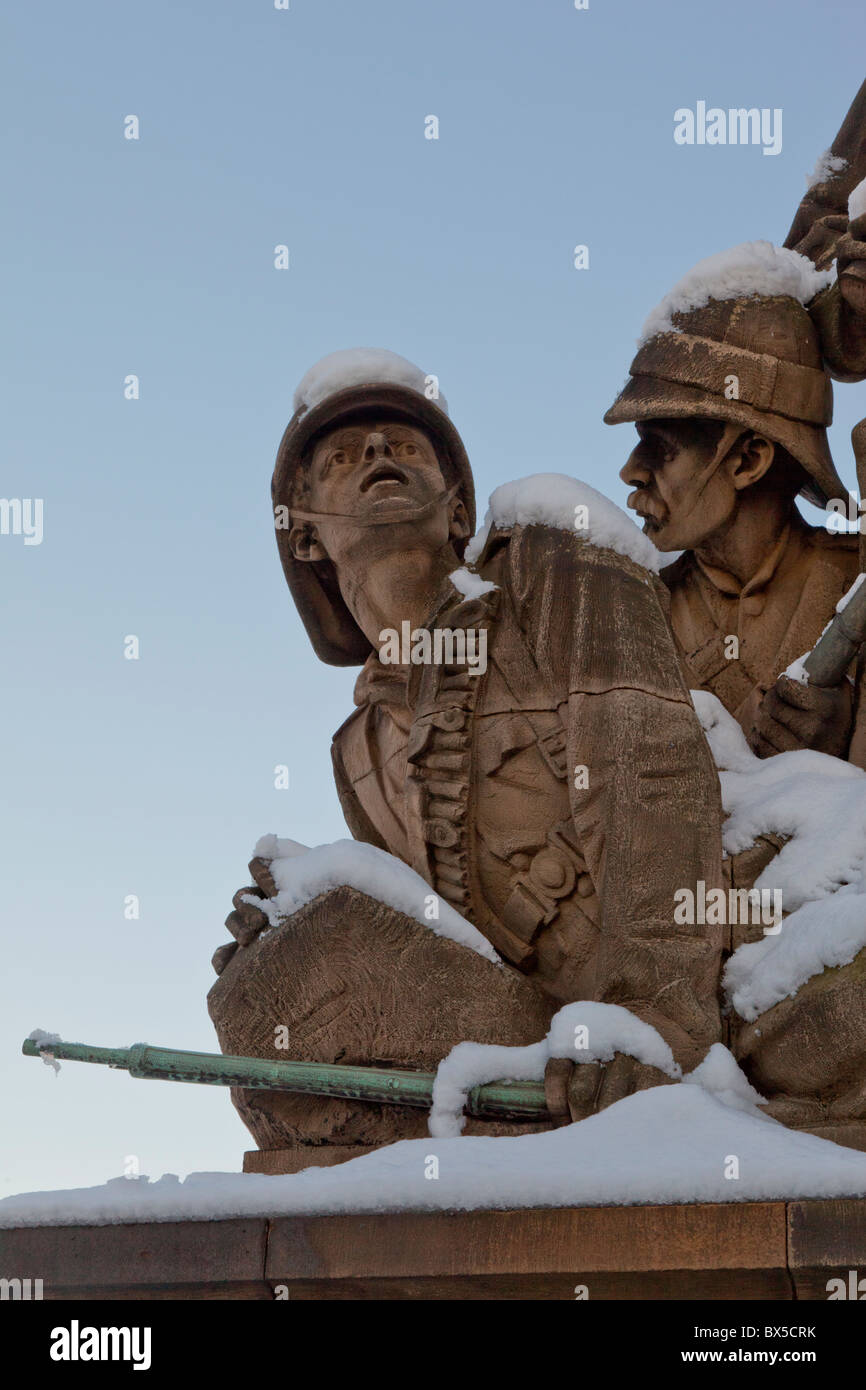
[3,0,865,1197]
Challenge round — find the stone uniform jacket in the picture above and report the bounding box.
[331,523,724,1071]
[661,516,865,761]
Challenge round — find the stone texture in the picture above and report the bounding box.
[0,1218,270,1300]
[0,1201,804,1301]
[208,884,555,1151]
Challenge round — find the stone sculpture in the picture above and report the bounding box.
[610,80,866,763]
[210,349,726,1157]
[209,84,866,1164]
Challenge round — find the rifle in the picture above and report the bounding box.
[804,420,866,688]
[21,1036,550,1121]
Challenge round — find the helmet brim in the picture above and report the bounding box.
[604,373,843,510]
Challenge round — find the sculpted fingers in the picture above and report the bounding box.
[546,1053,677,1124]
[837,223,866,309]
[211,942,238,976]
[751,677,852,757]
[248,857,277,898]
[749,711,799,756]
[225,886,270,946]
[566,1061,603,1122]
[213,874,273,975]
[596,1055,676,1113]
[543,1057,574,1126]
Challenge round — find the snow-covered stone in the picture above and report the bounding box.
[692,691,866,1018]
[807,148,847,188]
[430,1002,680,1137]
[465,473,661,572]
[449,566,497,599]
[849,176,866,223]
[243,836,500,965]
[639,242,835,346]
[5,1076,866,1227]
[293,348,447,414]
[724,886,866,1022]
[683,1043,768,1116]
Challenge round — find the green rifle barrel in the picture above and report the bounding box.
[21,1038,549,1120]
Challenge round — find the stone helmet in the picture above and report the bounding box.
[604,242,847,509]
[272,349,476,666]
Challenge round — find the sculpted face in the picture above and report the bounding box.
[309,419,447,525]
[289,415,470,594]
[620,419,745,553]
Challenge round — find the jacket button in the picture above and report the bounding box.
[530,849,573,895]
[425,819,459,848]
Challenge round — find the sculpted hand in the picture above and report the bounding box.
[748,673,853,759]
[211,857,277,976]
[543,1052,676,1124]
[836,212,866,316]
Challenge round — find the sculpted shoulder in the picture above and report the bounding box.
[476,519,666,599]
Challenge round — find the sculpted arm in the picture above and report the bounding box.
[503,527,725,1076]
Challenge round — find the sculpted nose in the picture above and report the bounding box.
[363,432,393,462]
[620,450,650,487]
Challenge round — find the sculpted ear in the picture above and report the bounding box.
[448,497,472,544]
[727,433,777,491]
[289,523,329,562]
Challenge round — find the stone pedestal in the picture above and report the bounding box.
[3,1199,864,1300]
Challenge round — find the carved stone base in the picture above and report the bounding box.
[243,1146,373,1175]
[5,1199,866,1299]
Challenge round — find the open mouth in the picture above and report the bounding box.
[360,462,410,493]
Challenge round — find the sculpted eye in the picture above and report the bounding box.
[397,442,418,457]
[330,450,348,467]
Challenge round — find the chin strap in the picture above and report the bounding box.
[288,484,461,528]
[688,421,747,507]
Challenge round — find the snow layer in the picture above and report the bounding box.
[449,565,497,599]
[838,571,866,613]
[27,1029,62,1075]
[5,1071,866,1228]
[850,176,866,223]
[693,691,866,1019]
[784,653,810,687]
[684,1043,767,1116]
[725,887,866,1021]
[293,348,448,414]
[465,473,661,572]
[244,835,500,965]
[639,242,835,345]
[807,148,847,188]
[430,1002,680,1137]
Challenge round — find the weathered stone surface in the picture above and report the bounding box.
[243,1145,375,1175]
[208,884,555,1151]
[210,230,866,1158]
[734,949,866,1150]
[1,1201,801,1300]
[788,1198,866,1299]
[0,1218,270,1300]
